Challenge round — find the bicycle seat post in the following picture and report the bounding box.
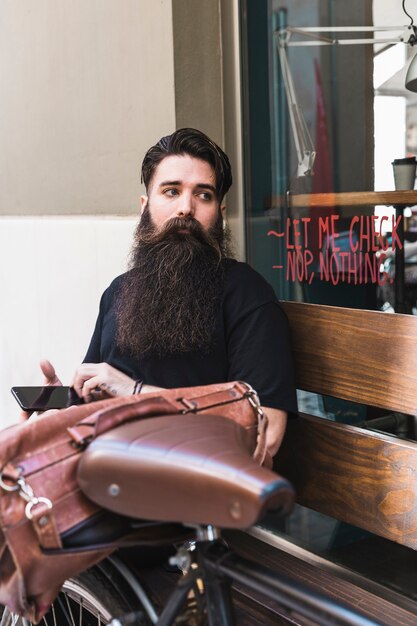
[192,526,236,626]
[195,524,221,542]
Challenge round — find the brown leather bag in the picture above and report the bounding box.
[0,381,268,622]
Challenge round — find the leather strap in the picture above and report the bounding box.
[17,441,78,476]
[1,462,21,483]
[177,382,249,412]
[252,413,272,469]
[68,396,180,444]
[31,501,62,550]
[68,384,263,456]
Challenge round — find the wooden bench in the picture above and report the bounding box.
[226,302,417,624]
[276,301,417,549]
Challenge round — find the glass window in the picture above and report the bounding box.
[240,0,417,600]
[240,0,417,314]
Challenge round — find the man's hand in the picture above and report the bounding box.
[40,359,63,386]
[71,363,137,402]
[19,359,63,421]
[262,407,287,458]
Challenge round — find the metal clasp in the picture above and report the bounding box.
[240,381,265,421]
[25,497,53,520]
[0,467,52,520]
[16,476,35,503]
[178,398,198,414]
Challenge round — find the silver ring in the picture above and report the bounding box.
[0,470,20,492]
[25,497,53,520]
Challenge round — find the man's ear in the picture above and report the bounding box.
[140,195,148,215]
[220,203,226,217]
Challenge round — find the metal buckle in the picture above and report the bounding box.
[239,381,265,420]
[178,398,198,414]
[0,467,53,520]
[25,497,53,520]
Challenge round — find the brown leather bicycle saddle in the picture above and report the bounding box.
[77,414,294,529]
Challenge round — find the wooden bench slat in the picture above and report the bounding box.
[275,414,417,549]
[280,301,417,416]
[225,530,417,626]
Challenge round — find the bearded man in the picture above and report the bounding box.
[42,128,297,456]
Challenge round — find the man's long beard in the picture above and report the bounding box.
[116,207,231,357]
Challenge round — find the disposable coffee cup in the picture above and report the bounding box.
[392,156,417,190]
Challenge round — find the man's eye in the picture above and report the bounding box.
[199,192,213,201]
[163,188,179,197]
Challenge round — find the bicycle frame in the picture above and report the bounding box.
[110,526,385,626]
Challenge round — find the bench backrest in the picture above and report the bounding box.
[280,301,417,415]
[275,301,417,549]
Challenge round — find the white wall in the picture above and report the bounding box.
[0,0,176,427]
[0,217,137,426]
[0,0,176,216]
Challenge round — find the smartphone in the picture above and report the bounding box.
[11,386,84,411]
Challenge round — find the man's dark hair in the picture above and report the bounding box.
[141,128,232,202]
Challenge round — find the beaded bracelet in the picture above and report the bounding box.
[133,379,144,394]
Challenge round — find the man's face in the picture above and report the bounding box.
[140,154,225,233]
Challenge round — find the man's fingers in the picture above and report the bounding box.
[71,363,135,401]
[72,365,105,400]
[40,359,55,380]
[72,375,86,399]
[71,364,98,398]
[90,388,111,401]
[80,376,107,402]
[19,410,32,422]
[40,359,62,386]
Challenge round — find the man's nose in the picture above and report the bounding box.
[175,193,194,218]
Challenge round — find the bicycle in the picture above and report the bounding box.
[0,413,385,626]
